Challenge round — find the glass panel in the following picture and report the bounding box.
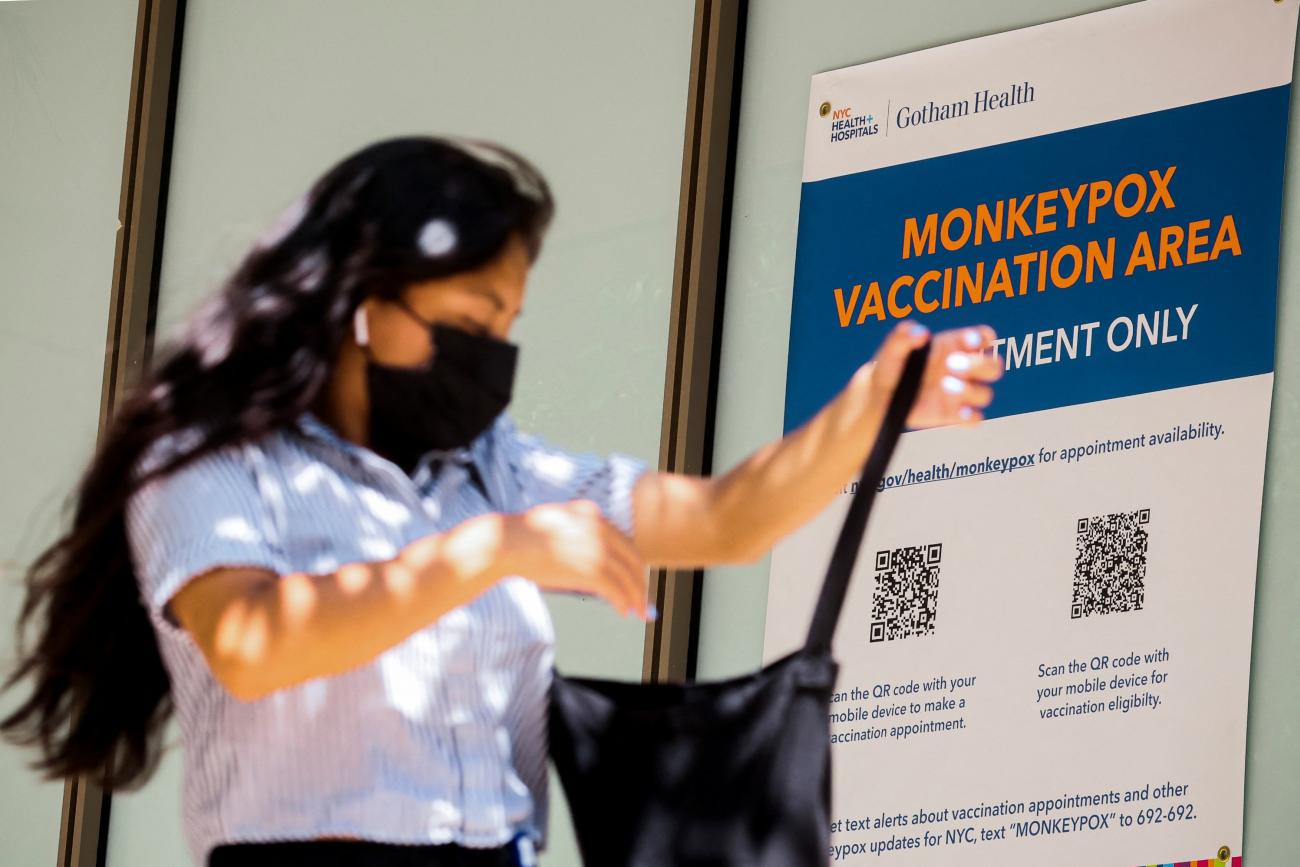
[102,2,694,866]
[697,2,1298,862]
[0,0,140,863]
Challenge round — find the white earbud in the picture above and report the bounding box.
[353,305,370,347]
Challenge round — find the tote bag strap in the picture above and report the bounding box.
[804,343,931,655]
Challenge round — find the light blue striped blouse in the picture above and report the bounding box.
[124,411,647,866]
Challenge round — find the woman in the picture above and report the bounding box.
[1,137,999,866]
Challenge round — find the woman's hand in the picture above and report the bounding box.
[502,500,651,620]
[861,320,1002,429]
[628,319,1002,570]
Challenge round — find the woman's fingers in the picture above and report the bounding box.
[603,525,649,618]
[573,511,641,617]
[967,382,993,408]
[871,320,933,389]
[568,503,647,619]
[955,324,997,351]
[884,319,932,355]
[893,322,1000,429]
[942,378,993,409]
[943,347,1002,383]
[519,501,647,618]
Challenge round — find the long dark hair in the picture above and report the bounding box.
[1,136,554,789]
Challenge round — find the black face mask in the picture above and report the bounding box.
[362,305,518,473]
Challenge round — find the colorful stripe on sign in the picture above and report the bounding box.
[1137,857,1242,867]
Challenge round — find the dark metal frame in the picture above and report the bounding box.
[642,0,747,684]
[63,0,742,859]
[60,1,187,865]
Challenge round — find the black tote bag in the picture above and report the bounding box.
[549,345,930,867]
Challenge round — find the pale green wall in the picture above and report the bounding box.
[0,1,140,864]
[101,2,694,866]
[696,1,1298,863]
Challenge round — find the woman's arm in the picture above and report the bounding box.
[171,502,648,701]
[632,323,1000,567]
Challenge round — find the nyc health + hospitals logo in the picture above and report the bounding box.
[819,101,881,143]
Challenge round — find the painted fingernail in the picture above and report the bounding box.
[648,604,660,621]
[963,329,983,349]
[910,323,929,337]
[959,406,975,421]
[946,352,972,372]
[942,375,965,395]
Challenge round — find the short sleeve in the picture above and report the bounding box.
[498,417,650,539]
[125,440,288,620]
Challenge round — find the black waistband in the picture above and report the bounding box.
[207,839,520,867]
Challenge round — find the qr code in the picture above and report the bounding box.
[870,543,942,643]
[1071,509,1150,619]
